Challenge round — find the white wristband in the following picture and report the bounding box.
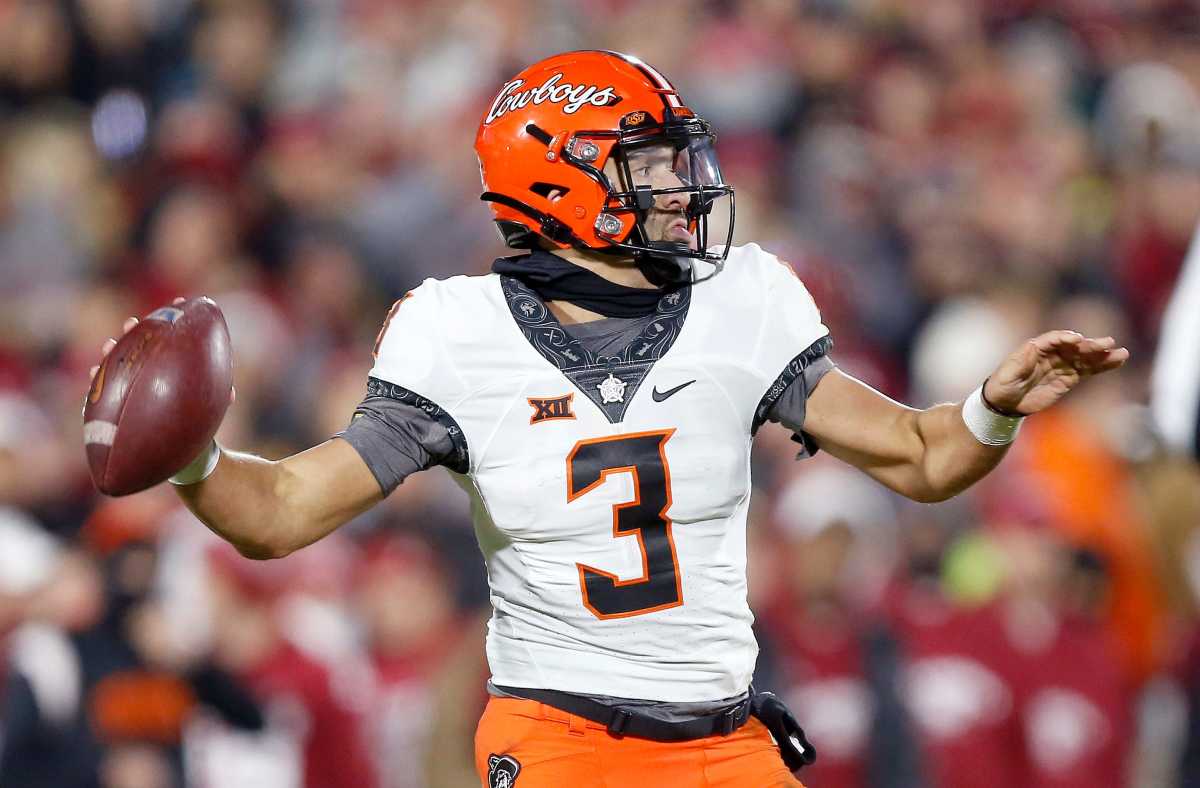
[961,386,1023,446]
[168,441,221,486]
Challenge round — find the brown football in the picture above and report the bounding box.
[84,297,233,496]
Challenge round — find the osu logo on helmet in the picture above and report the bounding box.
[475,50,735,284]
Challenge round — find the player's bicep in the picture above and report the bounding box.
[801,369,924,479]
[275,438,385,550]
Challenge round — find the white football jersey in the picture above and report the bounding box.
[369,243,830,702]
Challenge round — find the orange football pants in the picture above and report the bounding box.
[475,697,805,787]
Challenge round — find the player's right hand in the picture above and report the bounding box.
[90,314,138,381]
[84,296,236,496]
[89,298,236,405]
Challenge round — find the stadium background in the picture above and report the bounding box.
[2,0,1200,786]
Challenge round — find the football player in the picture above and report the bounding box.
[98,51,1128,787]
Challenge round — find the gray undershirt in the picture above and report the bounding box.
[557,314,648,356]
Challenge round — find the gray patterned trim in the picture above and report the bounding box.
[365,377,469,473]
[752,335,834,434]
[500,276,691,423]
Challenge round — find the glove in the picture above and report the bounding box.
[750,690,816,771]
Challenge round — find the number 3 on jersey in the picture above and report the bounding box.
[567,430,682,619]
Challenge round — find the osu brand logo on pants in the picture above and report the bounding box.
[488,754,521,787]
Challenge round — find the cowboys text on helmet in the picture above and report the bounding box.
[485,73,620,123]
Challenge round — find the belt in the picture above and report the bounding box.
[493,685,753,742]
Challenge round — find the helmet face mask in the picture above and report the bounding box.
[476,51,735,284]
[581,118,735,277]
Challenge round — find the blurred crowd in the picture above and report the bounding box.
[2,0,1200,786]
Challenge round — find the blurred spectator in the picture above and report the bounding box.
[760,462,918,788]
[2,1,1198,785]
[0,496,265,788]
[0,2,74,108]
[878,514,1027,788]
[188,540,375,788]
[991,525,1133,787]
[353,534,466,788]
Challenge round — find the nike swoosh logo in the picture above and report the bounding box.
[652,380,696,402]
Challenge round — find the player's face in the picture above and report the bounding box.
[606,143,697,249]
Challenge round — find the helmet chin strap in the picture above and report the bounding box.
[636,245,725,286]
[638,242,695,286]
[629,202,695,286]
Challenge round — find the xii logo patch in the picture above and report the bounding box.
[487,754,521,787]
[528,393,575,424]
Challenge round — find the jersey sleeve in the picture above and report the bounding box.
[746,245,834,434]
[763,355,836,458]
[369,281,466,405]
[352,281,471,481]
[336,395,457,496]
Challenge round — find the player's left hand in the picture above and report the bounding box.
[982,330,1130,416]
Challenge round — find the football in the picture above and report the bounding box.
[84,297,234,496]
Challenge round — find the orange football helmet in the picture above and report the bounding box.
[475,50,735,283]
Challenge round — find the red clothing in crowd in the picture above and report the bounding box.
[186,642,375,788]
[366,631,460,788]
[1009,612,1132,787]
[765,604,873,788]
[883,584,1025,788]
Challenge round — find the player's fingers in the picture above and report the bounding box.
[122,316,139,334]
[173,296,185,305]
[1067,347,1129,375]
[1075,338,1125,361]
[1077,336,1117,354]
[1030,330,1084,352]
[100,337,117,357]
[1091,347,1130,371]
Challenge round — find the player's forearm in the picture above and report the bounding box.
[907,402,1009,502]
[803,371,1012,503]
[173,438,383,559]
[172,449,305,559]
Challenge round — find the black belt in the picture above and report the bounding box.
[494,685,753,742]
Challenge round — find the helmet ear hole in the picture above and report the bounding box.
[530,182,570,200]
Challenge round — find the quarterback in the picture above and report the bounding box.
[97,51,1127,786]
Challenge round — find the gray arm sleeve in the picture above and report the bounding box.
[337,396,456,496]
[765,355,836,459]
